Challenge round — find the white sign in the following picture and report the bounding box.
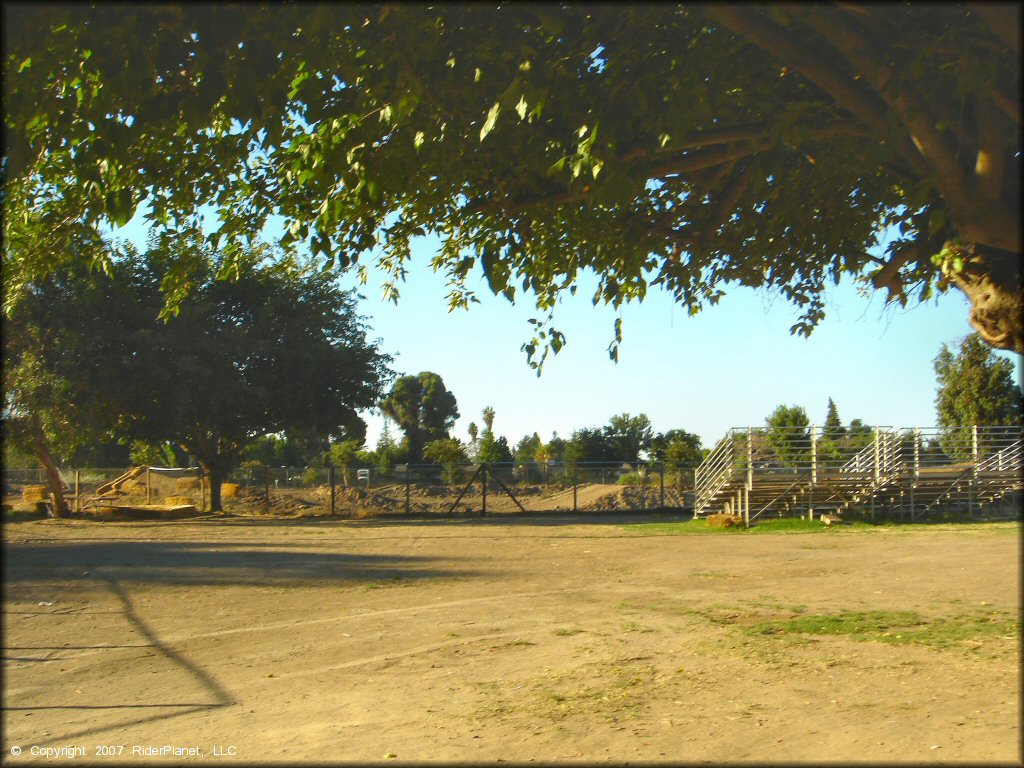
[356,469,370,481]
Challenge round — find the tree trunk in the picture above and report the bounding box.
[200,462,225,513]
[30,415,69,517]
[949,243,1023,355]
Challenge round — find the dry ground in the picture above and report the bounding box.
[2,516,1020,764]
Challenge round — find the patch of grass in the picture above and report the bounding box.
[691,570,737,579]
[473,658,659,723]
[707,607,1019,650]
[553,627,584,636]
[623,518,1022,536]
[753,518,833,532]
[622,518,731,535]
[620,620,656,633]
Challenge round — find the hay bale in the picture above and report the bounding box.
[164,495,193,506]
[220,483,239,498]
[706,513,745,528]
[22,485,49,502]
[175,478,201,491]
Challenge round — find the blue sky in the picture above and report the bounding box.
[111,213,1020,453]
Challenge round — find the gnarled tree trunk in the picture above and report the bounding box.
[30,415,70,517]
[948,243,1023,355]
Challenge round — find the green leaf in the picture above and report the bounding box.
[927,209,948,238]
[547,156,567,176]
[480,101,500,142]
[515,95,528,121]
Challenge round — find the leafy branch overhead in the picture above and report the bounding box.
[4,4,1021,363]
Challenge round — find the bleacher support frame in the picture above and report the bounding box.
[694,425,1022,524]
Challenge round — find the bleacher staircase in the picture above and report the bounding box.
[695,425,1022,524]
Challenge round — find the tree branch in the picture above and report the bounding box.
[969,3,1021,55]
[791,7,976,228]
[703,5,931,178]
[698,161,754,251]
[464,122,874,218]
[647,140,769,179]
[991,88,1021,126]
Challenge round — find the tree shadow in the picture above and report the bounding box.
[6,577,233,747]
[3,539,479,591]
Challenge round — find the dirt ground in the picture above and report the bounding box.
[2,516,1020,764]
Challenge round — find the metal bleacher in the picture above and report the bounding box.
[694,425,1022,524]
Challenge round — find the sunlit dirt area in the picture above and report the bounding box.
[3,516,1019,763]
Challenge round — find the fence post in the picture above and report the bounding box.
[329,465,336,516]
[746,427,753,491]
[871,427,880,522]
[405,465,412,515]
[146,467,152,505]
[573,463,578,513]
[75,470,81,513]
[659,461,665,510]
[200,472,206,513]
[264,467,270,515]
[481,464,487,517]
[970,424,978,516]
[809,424,816,520]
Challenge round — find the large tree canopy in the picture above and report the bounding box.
[4,4,1021,363]
[4,235,393,512]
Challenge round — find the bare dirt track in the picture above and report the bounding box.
[2,516,1020,764]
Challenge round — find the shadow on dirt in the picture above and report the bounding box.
[5,576,234,748]
[3,539,479,588]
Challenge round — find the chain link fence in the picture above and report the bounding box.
[3,461,700,519]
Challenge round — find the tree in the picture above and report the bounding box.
[475,405,512,463]
[373,422,403,474]
[380,372,459,463]
[3,236,393,512]
[649,429,703,465]
[327,439,364,487]
[934,333,1022,457]
[570,427,616,463]
[514,432,541,460]
[3,227,137,515]
[604,413,654,461]
[844,418,875,455]
[477,432,513,464]
[823,398,845,441]
[481,406,496,434]
[765,405,811,467]
[422,437,467,484]
[5,6,1020,365]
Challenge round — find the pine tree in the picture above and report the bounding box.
[824,398,845,441]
